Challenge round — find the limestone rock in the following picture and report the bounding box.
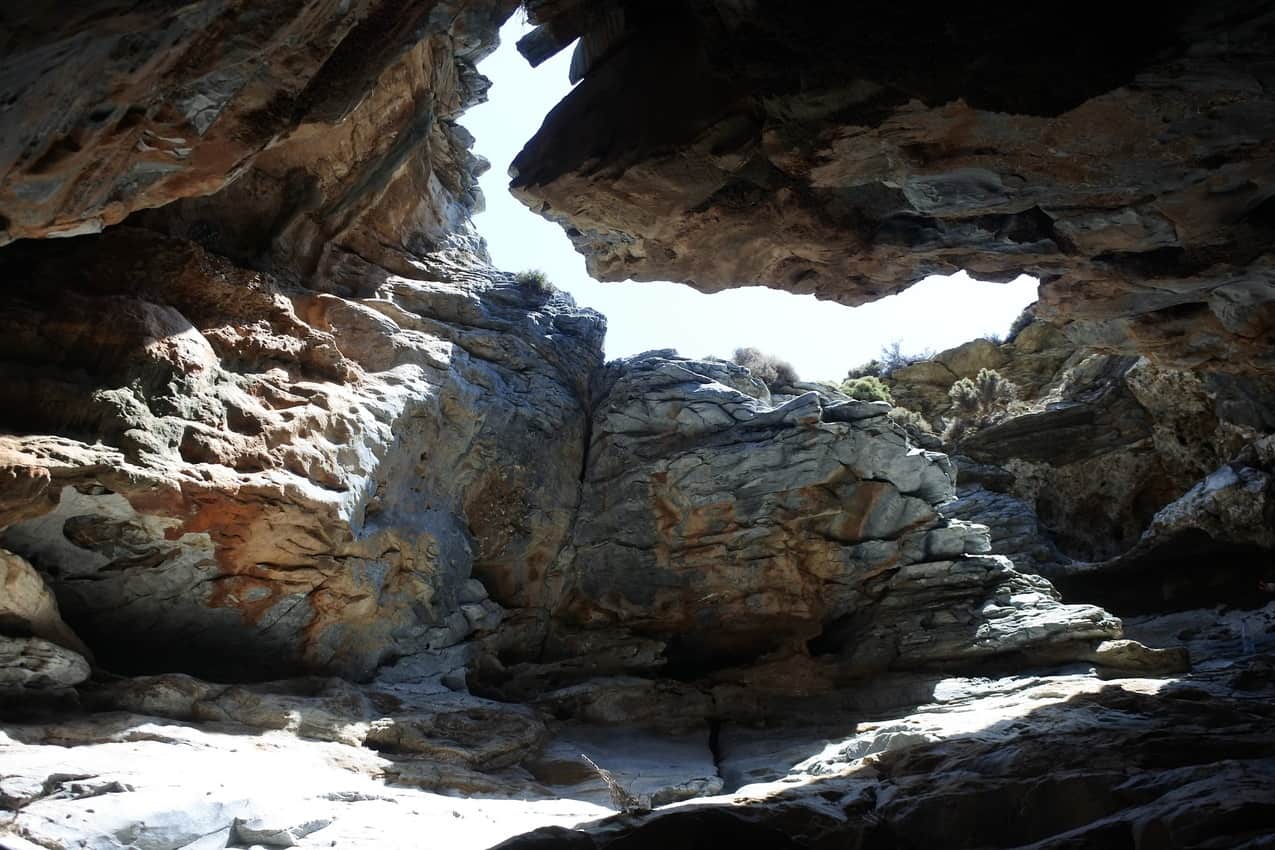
[0,229,604,681]
[0,0,517,259]
[0,548,90,658]
[0,635,90,688]
[512,3,1275,373]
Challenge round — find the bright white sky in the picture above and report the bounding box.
[462,18,1038,382]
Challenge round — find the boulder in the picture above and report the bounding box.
[0,548,90,658]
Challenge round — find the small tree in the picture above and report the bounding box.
[841,375,893,403]
[1006,303,1036,341]
[515,268,555,295]
[943,368,1018,443]
[731,346,799,389]
[845,358,884,380]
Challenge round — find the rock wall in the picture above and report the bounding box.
[0,227,603,681]
[511,1,1275,373]
[888,322,1272,563]
[1,3,1273,848]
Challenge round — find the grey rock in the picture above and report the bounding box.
[0,635,90,688]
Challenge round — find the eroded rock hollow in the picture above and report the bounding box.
[1,2,1273,849]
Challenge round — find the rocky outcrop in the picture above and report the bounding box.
[1055,435,1275,613]
[512,1,1275,373]
[2,2,1273,847]
[0,549,91,690]
[495,665,1275,850]
[0,228,604,681]
[472,352,1123,714]
[0,0,516,269]
[886,322,1272,567]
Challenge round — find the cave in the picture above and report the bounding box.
[1,2,1274,849]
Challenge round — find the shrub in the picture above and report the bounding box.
[731,346,799,389]
[888,405,936,436]
[1006,303,1037,341]
[942,368,1018,443]
[879,340,936,376]
[515,268,555,294]
[841,375,893,403]
[845,358,884,380]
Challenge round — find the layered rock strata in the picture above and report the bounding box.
[0,228,603,681]
[512,1,1275,372]
[887,322,1273,572]
[1,2,1272,847]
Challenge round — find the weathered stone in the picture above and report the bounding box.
[0,635,89,689]
[512,4,1275,373]
[0,0,517,258]
[0,548,90,658]
[0,229,604,681]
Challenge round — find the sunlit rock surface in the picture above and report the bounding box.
[0,229,603,681]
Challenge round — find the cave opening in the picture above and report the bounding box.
[1056,531,1275,618]
[462,16,1039,384]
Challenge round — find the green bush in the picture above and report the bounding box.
[942,368,1018,442]
[888,405,936,436]
[845,358,884,380]
[515,268,555,295]
[731,347,799,389]
[1006,303,1036,341]
[841,375,893,403]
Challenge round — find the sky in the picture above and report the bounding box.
[461,18,1038,383]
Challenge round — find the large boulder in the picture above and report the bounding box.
[498,353,1121,691]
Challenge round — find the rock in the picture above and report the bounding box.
[527,726,722,808]
[0,229,604,681]
[0,635,90,688]
[526,352,1119,690]
[493,670,1275,850]
[0,548,91,658]
[1053,437,1275,613]
[512,4,1275,373]
[1,2,1271,846]
[1085,639,1191,678]
[0,0,517,259]
[232,815,333,848]
[887,324,1273,573]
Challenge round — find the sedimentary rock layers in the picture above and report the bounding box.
[0,0,517,264]
[0,229,604,680]
[512,1,1275,372]
[533,353,1119,681]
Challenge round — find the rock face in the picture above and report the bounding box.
[0,0,516,265]
[0,227,603,681]
[512,1,1275,373]
[886,322,1272,565]
[467,352,1121,711]
[1,2,1273,848]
